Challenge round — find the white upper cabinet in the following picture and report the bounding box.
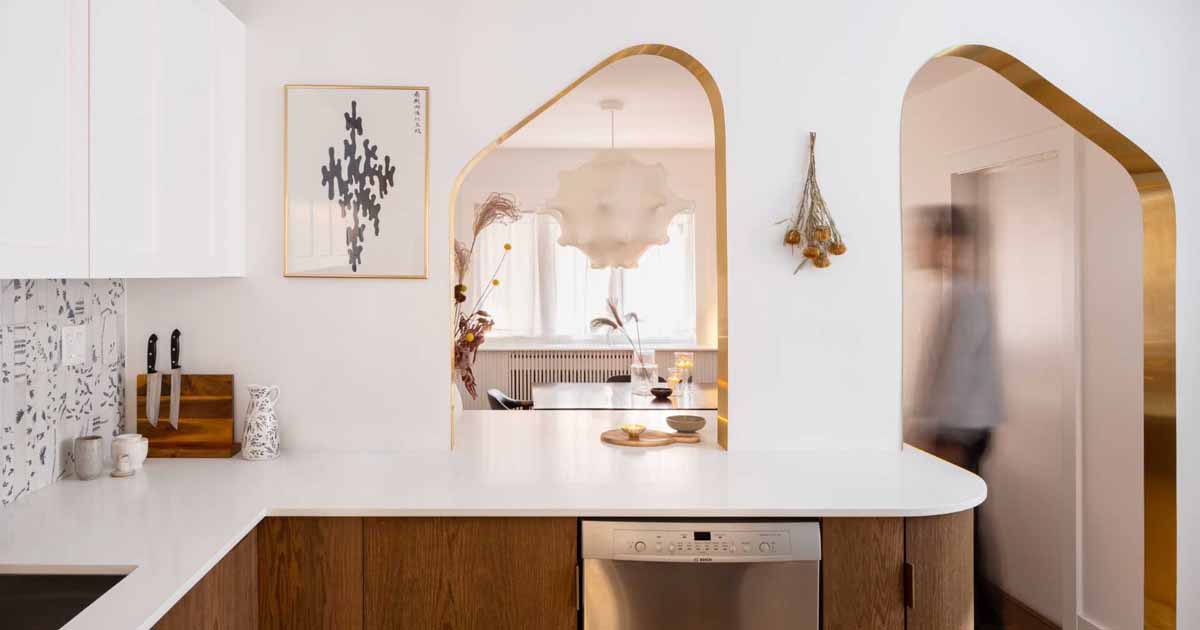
[0,0,90,279]
[90,0,246,278]
[0,0,244,280]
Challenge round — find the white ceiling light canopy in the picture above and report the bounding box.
[540,99,692,269]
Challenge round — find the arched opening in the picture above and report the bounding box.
[448,45,729,449]
[901,45,1175,629]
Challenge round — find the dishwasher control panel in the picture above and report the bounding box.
[582,521,820,563]
[615,528,791,559]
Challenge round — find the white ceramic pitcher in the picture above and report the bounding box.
[242,385,280,460]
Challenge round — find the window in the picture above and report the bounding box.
[470,212,697,344]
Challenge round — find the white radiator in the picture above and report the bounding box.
[462,348,719,410]
[509,350,632,401]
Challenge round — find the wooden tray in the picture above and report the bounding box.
[600,429,700,447]
[136,374,240,458]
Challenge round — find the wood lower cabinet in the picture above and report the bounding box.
[252,516,576,630]
[154,528,257,629]
[821,512,974,630]
[822,517,906,630]
[364,517,578,630]
[905,511,974,630]
[257,517,363,630]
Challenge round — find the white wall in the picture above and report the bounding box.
[1079,131,1145,630]
[455,147,719,347]
[139,0,1197,619]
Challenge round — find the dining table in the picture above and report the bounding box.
[530,382,719,411]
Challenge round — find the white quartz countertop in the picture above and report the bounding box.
[0,410,984,630]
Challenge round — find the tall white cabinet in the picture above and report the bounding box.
[0,0,245,279]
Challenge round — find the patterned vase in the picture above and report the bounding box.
[242,385,280,460]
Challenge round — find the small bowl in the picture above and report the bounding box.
[620,423,647,440]
[650,387,673,400]
[666,415,706,433]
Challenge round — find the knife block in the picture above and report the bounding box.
[136,374,241,458]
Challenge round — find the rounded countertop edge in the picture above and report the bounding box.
[262,499,988,519]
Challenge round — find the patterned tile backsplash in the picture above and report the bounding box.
[0,279,126,505]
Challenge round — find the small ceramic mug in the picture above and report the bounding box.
[73,436,104,481]
[112,434,149,470]
[114,454,134,475]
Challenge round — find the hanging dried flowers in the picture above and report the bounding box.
[453,192,520,398]
[783,132,846,272]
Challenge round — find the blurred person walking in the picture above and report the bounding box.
[914,204,1004,628]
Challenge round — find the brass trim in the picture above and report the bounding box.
[934,44,1177,629]
[447,44,729,450]
[282,84,431,279]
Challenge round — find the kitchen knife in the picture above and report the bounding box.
[146,334,161,427]
[168,329,182,430]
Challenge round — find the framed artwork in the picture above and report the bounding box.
[284,85,429,278]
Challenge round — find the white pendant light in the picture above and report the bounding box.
[541,99,691,269]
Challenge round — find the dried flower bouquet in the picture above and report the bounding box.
[453,192,519,398]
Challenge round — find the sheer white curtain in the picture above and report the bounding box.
[471,212,696,343]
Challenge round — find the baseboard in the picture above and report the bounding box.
[1076,615,1107,630]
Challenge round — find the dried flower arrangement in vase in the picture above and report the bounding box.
[783,132,846,272]
[453,193,520,398]
[591,298,657,394]
[590,298,647,358]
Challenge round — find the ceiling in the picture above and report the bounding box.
[502,55,715,149]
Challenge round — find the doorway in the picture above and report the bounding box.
[902,51,1166,630]
[447,45,729,449]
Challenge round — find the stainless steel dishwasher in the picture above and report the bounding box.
[581,520,821,630]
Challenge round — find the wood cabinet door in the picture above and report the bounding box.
[258,517,363,630]
[821,517,905,630]
[364,517,577,630]
[906,511,974,630]
[0,0,90,278]
[155,528,258,629]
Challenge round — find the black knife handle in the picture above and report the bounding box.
[170,329,181,370]
[147,334,158,374]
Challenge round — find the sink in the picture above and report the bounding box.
[0,572,128,630]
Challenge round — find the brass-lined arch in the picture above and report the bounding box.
[930,44,1177,629]
[448,45,730,450]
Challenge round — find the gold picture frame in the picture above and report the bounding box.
[283,84,430,279]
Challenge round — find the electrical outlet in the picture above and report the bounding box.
[62,325,87,367]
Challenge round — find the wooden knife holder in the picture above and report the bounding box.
[136,374,241,458]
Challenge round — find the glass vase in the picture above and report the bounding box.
[630,362,659,396]
[673,351,695,386]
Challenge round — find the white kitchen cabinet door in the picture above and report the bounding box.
[90,0,245,278]
[0,0,90,279]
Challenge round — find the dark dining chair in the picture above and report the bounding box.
[487,388,533,410]
[605,374,667,383]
